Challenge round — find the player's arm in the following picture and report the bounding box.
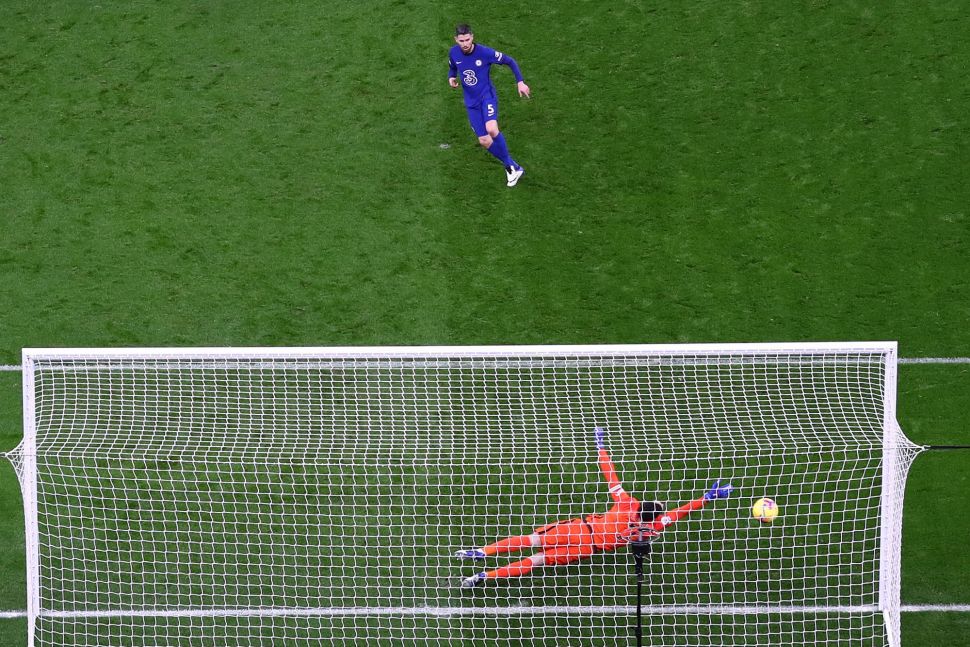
[448,58,458,88]
[494,50,530,97]
[594,427,629,501]
[647,480,734,532]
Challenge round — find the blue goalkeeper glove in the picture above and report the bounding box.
[594,426,608,450]
[703,479,734,501]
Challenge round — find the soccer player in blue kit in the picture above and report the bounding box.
[448,24,531,187]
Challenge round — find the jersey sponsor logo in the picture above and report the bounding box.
[462,69,478,86]
[495,51,504,61]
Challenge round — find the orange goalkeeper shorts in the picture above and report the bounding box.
[533,518,597,565]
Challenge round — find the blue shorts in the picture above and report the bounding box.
[465,97,499,137]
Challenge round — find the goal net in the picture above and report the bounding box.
[7,343,921,647]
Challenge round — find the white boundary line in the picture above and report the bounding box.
[904,604,970,612]
[0,604,967,620]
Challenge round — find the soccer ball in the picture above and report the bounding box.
[752,497,779,523]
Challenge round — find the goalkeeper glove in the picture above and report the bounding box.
[703,479,734,501]
[594,426,608,450]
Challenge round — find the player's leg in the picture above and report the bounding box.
[467,101,523,186]
[467,105,492,149]
[480,98,523,186]
[458,519,580,559]
[455,532,540,561]
[489,551,545,579]
[534,519,588,549]
[456,516,579,561]
[484,118,524,187]
[461,545,594,587]
[485,533,541,555]
[460,551,544,587]
[461,551,546,587]
[483,118,511,167]
[455,516,582,569]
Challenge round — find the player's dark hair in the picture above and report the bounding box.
[639,501,665,523]
[455,23,472,36]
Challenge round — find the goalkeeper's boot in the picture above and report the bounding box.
[506,163,524,187]
[461,572,488,588]
[454,549,487,561]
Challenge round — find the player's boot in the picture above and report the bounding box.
[454,549,487,561]
[461,572,488,588]
[506,163,524,187]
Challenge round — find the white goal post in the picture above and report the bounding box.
[7,343,922,646]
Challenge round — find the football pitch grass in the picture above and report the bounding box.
[0,1,968,645]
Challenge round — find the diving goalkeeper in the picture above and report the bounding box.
[456,427,734,587]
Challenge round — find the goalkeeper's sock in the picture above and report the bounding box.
[483,535,534,556]
[487,132,514,167]
[488,557,536,579]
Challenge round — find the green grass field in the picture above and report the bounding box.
[1,1,967,645]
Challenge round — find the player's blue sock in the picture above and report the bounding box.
[487,133,514,168]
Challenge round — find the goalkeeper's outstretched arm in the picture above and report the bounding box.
[643,479,735,533]
[594,426,631,501]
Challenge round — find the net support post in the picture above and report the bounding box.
[20,353,40,647]
[877,343,905,647]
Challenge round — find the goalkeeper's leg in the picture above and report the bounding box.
[457,519,580,561]
[461,545,595,587]
[489,552,546,579]
[485,533,542,555]
[461,552,546,587]
[456,533,540,561]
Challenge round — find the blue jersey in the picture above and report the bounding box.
[448,43,523,108]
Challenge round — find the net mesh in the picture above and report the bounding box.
[8,346,921,646]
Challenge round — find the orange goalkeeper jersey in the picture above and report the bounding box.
[585,497,641,550]
[587,448,708,551]
[585,448,642,550]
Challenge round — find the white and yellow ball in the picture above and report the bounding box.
[752,497,779,523]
